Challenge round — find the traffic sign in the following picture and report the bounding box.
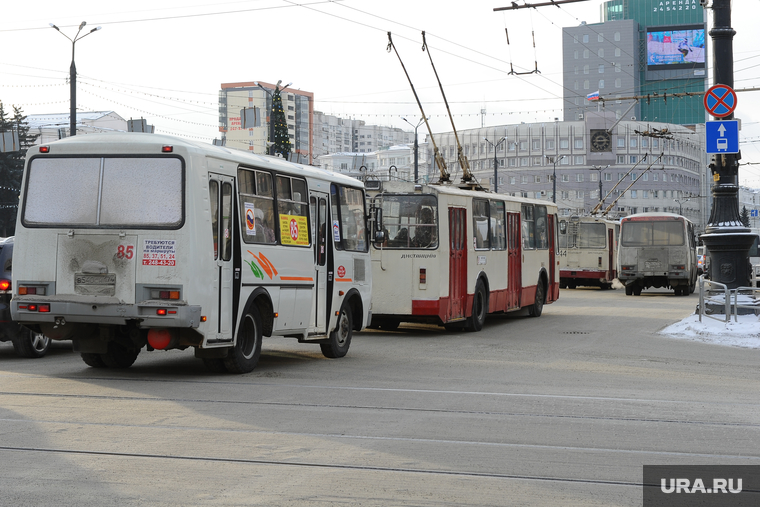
[705,120,739,154]
[704,84,737,118]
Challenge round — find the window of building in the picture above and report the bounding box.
[574,139,583,149]
[574,66,579,75]
[643,173,648,181]
[598,49,604,58]
[598,33,604,42]
[583,49,589,58]
[560,139,570,149]
[641,138,648,148]
[653,173,658,182]
[519,141,528,151]
[561,191,569,200]
[630,155,637,163]
[534,175,541,183]
[521,175,528,184]
[510,176,516,184]
[643,190,649,199]
[576,191,584,199]
[577,174,584,182]
[584,80,590,90]
[574,81,579,90]
[615,48,621,57]
[562,174,570,182]
[590,172,598,182]
[584,65,589,74]
[631,190,637,198]
[618,138,625,148]
[615,78,622,88]
[546,139,555,150]
[532,139,541,150]
[614,32,620,41]
[583,34,589,43]
[520,158,529,167]
[599,80,605,89]
[574,155,584,164]
[574,50,579,59]
[605,173,612,181]
[630,138,638,148]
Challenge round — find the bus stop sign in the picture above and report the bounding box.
[704,84,737,118]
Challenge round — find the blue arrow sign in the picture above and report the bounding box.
[705,120,739,154]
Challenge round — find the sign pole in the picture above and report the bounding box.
[701,0,757,292]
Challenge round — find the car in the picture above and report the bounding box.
[0,237,51,358]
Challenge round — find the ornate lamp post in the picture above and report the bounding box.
[701,0,757,289]
[546,155,565,204]
[50,22,101,137]
[401,116,426,183]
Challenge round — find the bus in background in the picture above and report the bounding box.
[11,133,371,373]
[366,180,559,332]
[558,215,619,290]
[618,212,698,296]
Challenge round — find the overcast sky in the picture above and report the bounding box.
[2,0,760,187]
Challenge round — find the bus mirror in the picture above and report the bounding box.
[375,230,386,243]
[373,207,383,231]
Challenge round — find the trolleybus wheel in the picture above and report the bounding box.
[529,278,545,318]
[223,307,263,374]
[466,280,488,331]
[633,287,642,296]
[81,352,107,368]
[321,302,352,358]
[625,284,633,296]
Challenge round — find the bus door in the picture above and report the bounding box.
[608,228,615,279]
[507,212,521,309]
[209,174,235,339]
[448,207,467,321]
[548,214,557,301]
[310,192,329,333]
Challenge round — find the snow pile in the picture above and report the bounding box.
[660,313,760,349]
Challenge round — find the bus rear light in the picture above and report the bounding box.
[151,289,180,300]
[598,257,602,267]
[201,316,207,322]
[156,308,167,316]
[671,265,685,270]
[621,265,635,271]
[162,145,173,153]
[39,146,50,153]
[419,268,427,284]
[27,304,38,312]
[0,279,10,291]
[39,304,50,313]
[18,286,45,295]
[147,328,174,350]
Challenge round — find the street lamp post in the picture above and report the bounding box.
[591,165,609,209]
[401,116,426,183]
[484,136,506,193]
[674,197,691,216]
[50,22,101,137]
[546,155,565,204]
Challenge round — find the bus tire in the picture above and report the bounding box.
[81,353,107,368]
[633,286,642,296]
[10,325,51,358]
[466,280,488,332]
[101,341,140,368]
[321,302,353,358]
[625,284,633,296]
[529,278,545,318]
[224,307,263,374]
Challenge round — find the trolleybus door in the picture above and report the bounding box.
[310,192,329,333]
[548,213,557,300]
[209,174,235,338]
[448,207,467,321]
[507,212,522,309]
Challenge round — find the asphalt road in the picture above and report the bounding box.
[1,287,758,506]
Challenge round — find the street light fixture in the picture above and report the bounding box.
[546,155,565,204]
[50,22,101,137]
[401,116,427,183]
[590,164,609,209]
[484,136,506,193]
[674,197,691,216]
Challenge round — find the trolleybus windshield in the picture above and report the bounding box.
[374,194,438,249]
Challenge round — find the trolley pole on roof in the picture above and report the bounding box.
[701,0,757,290]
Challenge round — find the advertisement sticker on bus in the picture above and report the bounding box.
[142,239,177,266]
[279,214,309,246]
[333,220,341,242]
[245,202,256,236]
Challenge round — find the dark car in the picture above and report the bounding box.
[0,237,51,358]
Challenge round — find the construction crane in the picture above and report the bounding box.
[387,32,450,183]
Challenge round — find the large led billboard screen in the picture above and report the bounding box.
[646,25,705,70]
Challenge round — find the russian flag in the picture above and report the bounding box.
[586,91,600,101]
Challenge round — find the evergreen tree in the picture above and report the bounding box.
[0,103,38,237]
[740,205,751,228]
[270,85,291,159]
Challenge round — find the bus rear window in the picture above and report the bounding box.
[621,220,684,246]
[23,157,183,228]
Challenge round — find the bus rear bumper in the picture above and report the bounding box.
[12,296,202,331]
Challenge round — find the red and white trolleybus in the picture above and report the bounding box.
[367,180,559,331]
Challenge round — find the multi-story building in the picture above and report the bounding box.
[218,81,313,161]
[563,0,706,125]
[317,143,428,184]
[427,113,708,231]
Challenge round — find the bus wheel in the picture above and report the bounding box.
[466,281,488,331]
[81,353,107,368]
[321,303,353,358]
[224,308,263,374]
[101,341,140,368]
[625,284,633,296]
[529,279,545,318]
[633,287,642,296]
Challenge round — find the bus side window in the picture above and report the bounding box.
[210,180,219,260]
[221,182,233,261]
[535,205,548,250]
[472,199,490,250]
[522,205,536,250]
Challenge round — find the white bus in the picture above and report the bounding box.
[366,181,559,331]
[559,215,619,290]
[11,133,371,373]
[618,212,698,296]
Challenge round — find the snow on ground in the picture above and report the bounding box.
[660,312,760,349]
